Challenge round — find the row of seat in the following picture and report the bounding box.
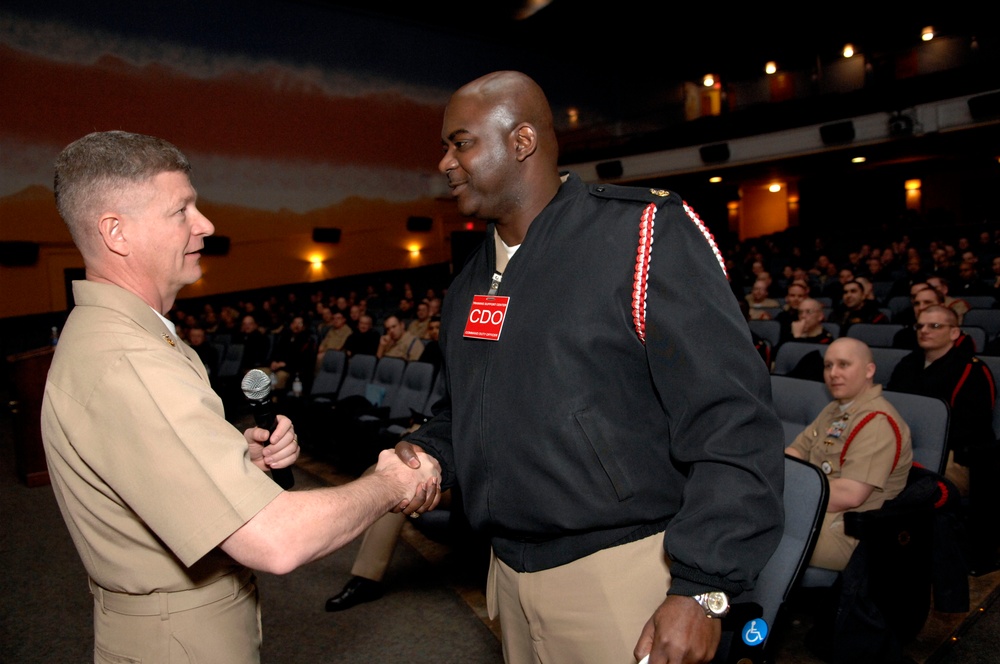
[308,351,444,424]
[772,341,1000,440]
[752,318,996,354]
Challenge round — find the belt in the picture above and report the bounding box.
[89,568,255,618]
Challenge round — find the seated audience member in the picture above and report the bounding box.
[954,260,991,298]
[317,310,353,363]
[786,338,913,571]
[927,275,971,324]
[888,255,929,300]
[406,300,432,340]
[418,315,444,375]
[774,281,810,333]
[829,280,888,334]
[187,326,219,380]
[745,279,779,320]
[893,286,977,354]
[887,305,996,496]
[779,298,834,348]
[269,315,316,393]
[854,276,877,304]
[344,314,380,357]
[234,314,271,372]
[376,314,424,362]
[892,282,933,328]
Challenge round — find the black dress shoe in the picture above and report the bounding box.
[324,576,384,612]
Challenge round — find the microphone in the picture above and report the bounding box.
[241,369,295,489]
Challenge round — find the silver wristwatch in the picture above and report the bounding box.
[691,591,730,618]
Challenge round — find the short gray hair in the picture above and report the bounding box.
[54,131,190,247]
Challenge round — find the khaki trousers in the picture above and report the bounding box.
[91,570,261,664]
[488,532,671,664]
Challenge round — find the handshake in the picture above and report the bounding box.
[372,441,442,518]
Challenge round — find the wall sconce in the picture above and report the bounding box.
[709,176,723,183]
[764,61,777,75]
[851,156,867,164]
[921,26,934,42]
[702,74,716,87]
[842,43,855,58]
[407,244,421,257]
[567,107,579,127]
[905,179,922,211]
[768,183,782,193]
[308,253,325,269]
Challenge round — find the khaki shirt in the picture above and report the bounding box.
[789,384,912,513]
[41,281,283,593]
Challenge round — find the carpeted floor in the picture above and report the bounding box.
[2,399,998,664]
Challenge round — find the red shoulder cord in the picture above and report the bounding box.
[839,411,902,474]
[632,201,726,345]
[840,411,950,508]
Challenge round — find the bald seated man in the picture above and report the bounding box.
[786,338,913,570]
[395,70,784,664]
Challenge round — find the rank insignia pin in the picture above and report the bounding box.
[162,334,175,347]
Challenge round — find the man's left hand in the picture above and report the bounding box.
[634,595,721,664]
[245,413,300,472]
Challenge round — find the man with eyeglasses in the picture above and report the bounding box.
[887,305,995,497]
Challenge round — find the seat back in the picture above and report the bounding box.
[870,347,910,386]
[961,325,987,353]
[310,349,347,401]
[963,309,1000,339]
[887,295,912,318]
[770,375,831,446]
[846,323,904,349]
[773,342,827,376]
[962,295,996,310]
[386,361,436,420]
[337,353,377,400]
[368,356,407,407]
[216,343,244,378]
[881,389,950,474]
[716,456,829,663]
[748,320,781,348]
[973,354,1000,438]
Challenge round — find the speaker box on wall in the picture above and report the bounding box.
[201,235,230,256]
[595,160,623,180]
[968,92,1000,120]
[699,143,730,164]
[0,241,40,266]
[407,216,433,232]
[312,227,342,244]
[819,121,855,145]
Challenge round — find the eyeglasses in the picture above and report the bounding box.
[914,322,955,330]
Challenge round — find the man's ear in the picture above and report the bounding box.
[98,214,130,257]
[513,123,538,162]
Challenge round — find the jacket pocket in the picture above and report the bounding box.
[573,408,634,502]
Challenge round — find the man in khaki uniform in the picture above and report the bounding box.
[786,337,913,570]
[41,131,440,664]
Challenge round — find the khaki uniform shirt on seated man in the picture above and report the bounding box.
[787,382,912,570]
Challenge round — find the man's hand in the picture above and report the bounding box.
[634,595,721,664]
[374,447,441,516]
[244,413,299,473]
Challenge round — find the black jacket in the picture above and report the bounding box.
[409,173,784,597]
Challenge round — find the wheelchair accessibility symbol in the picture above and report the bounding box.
[741,618,768,646]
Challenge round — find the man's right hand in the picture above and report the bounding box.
[374,447,441,516]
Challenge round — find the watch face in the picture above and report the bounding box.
[706,592,728,613]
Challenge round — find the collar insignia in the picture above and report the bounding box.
[162,334,176,347]
[649,189,670,197]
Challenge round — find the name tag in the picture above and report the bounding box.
[463,295,510,341]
